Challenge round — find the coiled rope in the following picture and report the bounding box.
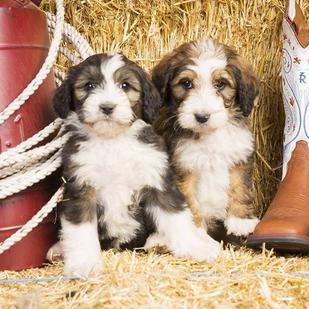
[0,0,94,254]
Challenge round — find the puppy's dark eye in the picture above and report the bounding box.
[181,79,193,90]
[214,81,226,91]
[120,82,130,91]
[85,82,96,90]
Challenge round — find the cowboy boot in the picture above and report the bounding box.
[247,0,309,253]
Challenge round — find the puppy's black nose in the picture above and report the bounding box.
[100,104,115,115]
[194,113,210,124]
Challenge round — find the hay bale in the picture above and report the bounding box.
[41,0,309,215]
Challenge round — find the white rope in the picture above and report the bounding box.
[0,0,64,125]
[0,151,61,199]
[46,12,94,59]
[0,135,68,179]
[0,187,64,255]
[0,119,62,160]
[0,133,68,171]
[0,0,94,255]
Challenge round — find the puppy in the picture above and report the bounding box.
[152,39,260,240]
[53,53,221,276]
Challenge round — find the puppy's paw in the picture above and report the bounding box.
[171,232,221,262]
[144,233,170,254]
[144,233,169,248]
[64,254,103,277]
[46,241,63,262]
[225,216,259,237]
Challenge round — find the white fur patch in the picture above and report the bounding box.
[101,53,124,76]
[224,216,259,236]
[196,38,226,60]
[82,54,134,133]
[61,218,102,277]
[72,120,168,243]
[179,46,228,132]
[175,123,253,222]
[145,207,221,262]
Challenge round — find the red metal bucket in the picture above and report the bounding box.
[0,0,58,270]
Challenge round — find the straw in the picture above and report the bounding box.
[0,249,308,308]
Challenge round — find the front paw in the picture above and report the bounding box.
[64,254,103,277]
[144,233,170,254]
[46,241,63,262]
[171,232,221,262]
[225,216,259,236]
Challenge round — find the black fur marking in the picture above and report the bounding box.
[229,65,259,117]
[137,124,187,214]
[60,131,94,224]
[61,126,88,171]
[207,220,246,249]
[53,79,73,119]
[137,124,166,150]
[141,168,186,214]
[139,73,162,124]
[132,102,142,120]
[60,180,97,224]
[122,56,162,124]
[53,54,105,119]
[97,194,151,251]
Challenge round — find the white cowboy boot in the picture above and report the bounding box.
[247,0,309,252]
[281,0,309,178]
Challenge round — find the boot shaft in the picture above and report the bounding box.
[282,0,309,178]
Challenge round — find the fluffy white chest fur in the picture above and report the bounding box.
[176,124,253,220]
[71,121,168,241]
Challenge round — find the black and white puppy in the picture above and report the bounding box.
[53,53,221,276]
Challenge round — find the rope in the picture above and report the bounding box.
[0,187,64,255]
[0,0,64,125]
[0,0,94,255]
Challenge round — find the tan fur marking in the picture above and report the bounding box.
[171,70,198,103]
[228,163,255,218]
[74,87,87,101]
[178,171,204,227]
[114,67,141,105]
[171,69,198,87]
[211,69,237,108]
[74,65,103,101]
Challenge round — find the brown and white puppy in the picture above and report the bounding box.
[152,39,260,240]
[52,53,221,277]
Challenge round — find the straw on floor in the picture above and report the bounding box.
[0,0,308,308]
[0,248,309,308]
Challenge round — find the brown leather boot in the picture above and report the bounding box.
[247,141,309,252]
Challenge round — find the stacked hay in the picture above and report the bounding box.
[41,0,308,214]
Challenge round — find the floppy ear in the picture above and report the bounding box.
[53,78,74,119]
[151,53,175,105]
[136,68,163,124]
[227,57,260,117]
